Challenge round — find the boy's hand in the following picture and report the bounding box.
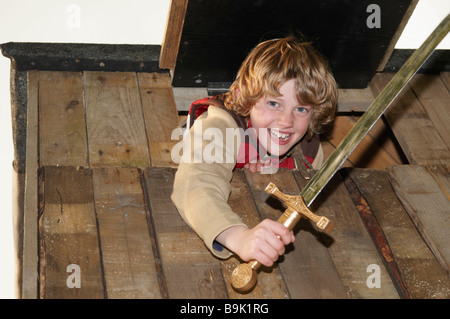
[243,159,273,173]
[215,219,295,267]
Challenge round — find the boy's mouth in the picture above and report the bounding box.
[268,128,292,144]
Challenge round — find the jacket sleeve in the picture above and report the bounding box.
[171,106,247,259]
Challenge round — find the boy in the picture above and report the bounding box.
[171,37,338,268]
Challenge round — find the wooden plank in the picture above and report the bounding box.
[159,0,189,70]
[425,164,450,201]
[387,165,450,274]
[173,87,209,112]
[370,73,450,165]
[224,169,289,298]
[347,168,450,299]
[349,114,406,165]
[22,70,39,299]
[325,115,400,169]
[244,169,349,298]
[336,88,374,112]
[409,74,450,148]
[39,71,88,166]
[309,171,399,298]
[84,71,150,167]
[92,167,161,299]
[440,72,450,93]
[343,171,410,298]
[138,73,179,167]
[144,167,228,298]
[39,166,104,299]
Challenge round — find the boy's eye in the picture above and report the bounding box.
[296,107,309,113]
[268,101,279,107]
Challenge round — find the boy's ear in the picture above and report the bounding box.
[234,86,240,98]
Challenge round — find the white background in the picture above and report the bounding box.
[0,0,449,299]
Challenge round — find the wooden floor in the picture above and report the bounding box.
[22,70,450,299]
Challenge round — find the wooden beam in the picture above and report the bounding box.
[22,70,39,299]
[159,0,189,70]
[376,0,419,72]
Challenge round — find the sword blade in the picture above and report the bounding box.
[301,13,450,206]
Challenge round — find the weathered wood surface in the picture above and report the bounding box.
[39,71,88,166]
[84,71,151,167]
[39,166,104,299]
[92,167,161,298]
[346,167,450,299]
[159,0,189,70]
[138,73,179,167]
[22,70,39,299]
[39,165,450,299]
[369,73,450,166]
[26,70,450,299]
[387,165,450,275]
[35,166,399,299]
[144,167,228,298]
[304,172,399,298]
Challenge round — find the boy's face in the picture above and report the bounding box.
[249,79,313,157]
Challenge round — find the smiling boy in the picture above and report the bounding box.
[171,37,338,267]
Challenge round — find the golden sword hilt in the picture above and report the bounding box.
[230,182,334,293]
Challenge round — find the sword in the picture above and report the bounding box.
[231,13,450,293]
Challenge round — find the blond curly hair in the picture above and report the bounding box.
[224,36,338,139]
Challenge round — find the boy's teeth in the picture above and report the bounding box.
[269,129,291,140]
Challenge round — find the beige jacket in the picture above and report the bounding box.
[171,106,323,259]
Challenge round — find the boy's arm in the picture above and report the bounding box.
[171,106,247,259]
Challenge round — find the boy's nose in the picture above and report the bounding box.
[278,110,294,128]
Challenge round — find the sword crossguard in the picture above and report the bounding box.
[265,182,334,234]
[231,182,335,293]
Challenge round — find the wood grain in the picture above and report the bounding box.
[409,74,450,148]
[39,166,104,299]
[144,167,228,298]
[39,71,88,166]
[370,73,450,165]
[388,165,450,274]
[22,70,39,299]
[138,73,179,167]
[84,71,150,167]
[348,167,450,298]
[159,0,189,70]
[308,172,399,298]
[92,167,161,298]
